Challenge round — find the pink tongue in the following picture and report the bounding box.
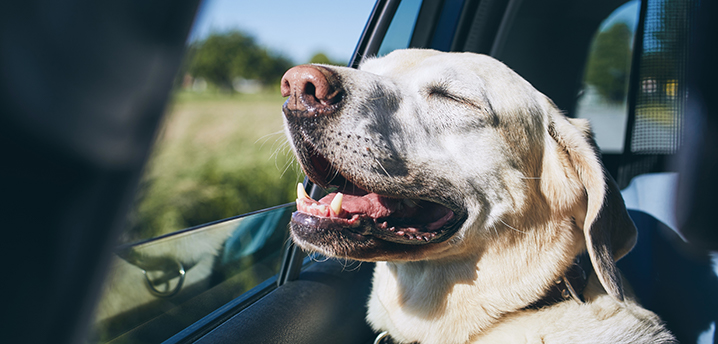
[319,193,398,219]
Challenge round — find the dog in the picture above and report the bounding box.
[281,49,676,344]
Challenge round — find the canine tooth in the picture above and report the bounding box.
[330,192,343,215]
[297,183,310,200]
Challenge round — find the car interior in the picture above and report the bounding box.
[3,0,717,343]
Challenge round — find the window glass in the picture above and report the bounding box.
[90,0,375,342]
[91,205,292,343]
[377,0,423,57]
[575,1,641,153]
[430,0,465,51]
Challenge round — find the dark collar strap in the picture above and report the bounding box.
[524,253,592,310]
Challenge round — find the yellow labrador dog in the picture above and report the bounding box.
[280,49,675,344]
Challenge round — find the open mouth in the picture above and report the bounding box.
[293,143,463,245]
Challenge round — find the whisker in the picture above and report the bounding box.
[500,219,527,234]
[309,253,330,263]
[254,129,285,146]
[374,157,391,177]
[341,259,362,272]
[279,158,296,178]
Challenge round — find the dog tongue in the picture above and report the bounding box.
[318,193,398,218]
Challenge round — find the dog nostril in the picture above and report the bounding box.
[281,78,292,98]
[304,82,317,100]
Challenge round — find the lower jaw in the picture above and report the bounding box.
[289,221,461,262]
[290,210,463,247]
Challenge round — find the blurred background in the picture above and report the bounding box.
[122,0,376,244]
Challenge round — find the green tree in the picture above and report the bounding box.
[585,23,633,103]
[187,31,292,90]
[309,52,344,66]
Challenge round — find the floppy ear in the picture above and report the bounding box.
[546,111,637,302]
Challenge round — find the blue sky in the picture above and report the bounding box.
[189,0,377,64]
[189,0,641,63]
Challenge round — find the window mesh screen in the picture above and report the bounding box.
[616,0,698,188]
[630,0,692,154]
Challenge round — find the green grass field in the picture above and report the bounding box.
[121,90,304,243]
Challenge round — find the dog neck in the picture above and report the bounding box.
[523,253,592,310]
[366,221,584,344]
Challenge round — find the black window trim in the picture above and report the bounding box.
[163,276,278,344]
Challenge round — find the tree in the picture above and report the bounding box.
[309,52,344,66]
[187,31,292,90]
[584,23,633,103]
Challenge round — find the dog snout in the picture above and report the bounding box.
[281,65,343,116]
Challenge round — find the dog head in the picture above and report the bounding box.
[282,49,636,301]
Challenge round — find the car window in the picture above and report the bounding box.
[575,0,641,153]
[377,0,423,57]
[628,0,690,155]
[90,205,292,343]
[429,0,465,51]
[89,1,375,343]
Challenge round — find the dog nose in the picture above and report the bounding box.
[281,65,342,116]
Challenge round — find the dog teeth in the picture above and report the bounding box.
[297,183,310,200]
[330,192,343,215]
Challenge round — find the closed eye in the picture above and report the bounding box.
[427,84,462,102]
[427,84,482,110]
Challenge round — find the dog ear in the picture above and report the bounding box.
[545,111,637,302]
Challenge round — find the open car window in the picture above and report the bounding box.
[89,1,375,342]
[92,205,292,343]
